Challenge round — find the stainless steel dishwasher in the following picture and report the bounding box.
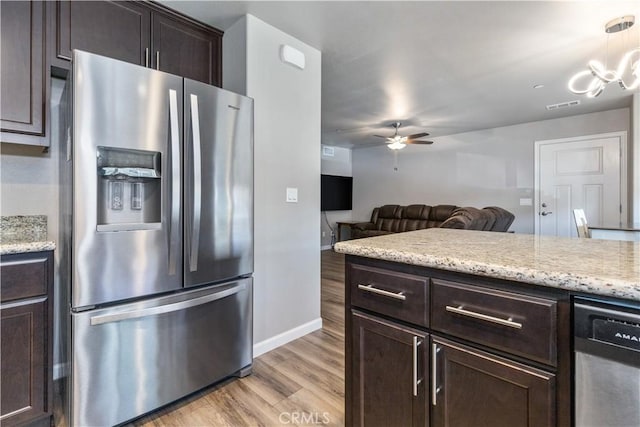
[574,298,640,427]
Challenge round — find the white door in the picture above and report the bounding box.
[535,132,627,237]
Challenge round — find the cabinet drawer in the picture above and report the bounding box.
[431,279,557,366]
[350,264,428,327]
[1,255,49,302]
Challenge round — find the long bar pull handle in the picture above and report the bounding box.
[156,51,160,70]
[445,305,523,329]
[168,89,180,275]
[412,337,423,397]
[189,94,202,272]
[357,284,406,301]
[145,48,149,67]
[90,283,245,325]
[432,343,439,405]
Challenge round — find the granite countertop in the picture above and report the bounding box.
[334,228,640,302]
[0,215,56,255]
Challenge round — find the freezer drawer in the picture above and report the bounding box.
[71,278,252,427]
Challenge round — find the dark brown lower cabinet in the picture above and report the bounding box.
[0,251,53,427]
[1,301,48,426]
[431,336,555,427]
[352,311,428,427]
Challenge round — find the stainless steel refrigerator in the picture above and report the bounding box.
[58,50,253,427]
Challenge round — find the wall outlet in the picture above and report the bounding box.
[322,231,326,237]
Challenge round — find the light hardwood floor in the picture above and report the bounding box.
[133,250,346,427]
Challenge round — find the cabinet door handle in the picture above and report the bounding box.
[156,51,160,70]
[358,284,406,301]
[412,336,423,396]
[431,342,440,405]
[445,305,523,329]
[145,48,149,67]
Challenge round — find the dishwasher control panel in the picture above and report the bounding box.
[593,318,640,351]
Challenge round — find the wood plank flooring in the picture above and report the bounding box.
[133,250,346,427]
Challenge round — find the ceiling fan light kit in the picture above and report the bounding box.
[568,15,640,97]
[388,141,407,150]
[374,122,434,150]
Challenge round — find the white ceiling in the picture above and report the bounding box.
[162,1,640,148]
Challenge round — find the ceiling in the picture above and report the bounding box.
[162,1,640,148]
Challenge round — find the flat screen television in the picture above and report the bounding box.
[321,174,353,211]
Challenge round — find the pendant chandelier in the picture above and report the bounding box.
[568,15,640,97]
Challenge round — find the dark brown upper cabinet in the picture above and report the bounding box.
[151,12,221,86]
[56,1,151,66]
[56,1,222,86]
[1,1,222,147]
[0,1,47,144]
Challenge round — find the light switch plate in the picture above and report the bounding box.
[519,198,533,206]
[286,187,298,203]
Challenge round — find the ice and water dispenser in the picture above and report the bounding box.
[97,147,161,231]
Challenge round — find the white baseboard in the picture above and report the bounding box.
[253,317,323,358]
[321,245,333,251]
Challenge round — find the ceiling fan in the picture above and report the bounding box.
[374,122,433,149]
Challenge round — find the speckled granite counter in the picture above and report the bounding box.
[334,228,640,301]
[0,215,56,255]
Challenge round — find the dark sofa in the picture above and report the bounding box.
[350,204,514,239]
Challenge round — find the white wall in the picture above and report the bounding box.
[223,15,322,355]
[0,79,62,239]
[353,108,630,234]
[321,145,352,248]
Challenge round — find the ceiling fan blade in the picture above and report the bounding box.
[406,140,434,145]
[406,132,430,139]
[373,134,390,139]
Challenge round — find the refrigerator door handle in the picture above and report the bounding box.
[189,93,202,272]
[89,283,246,326]
[168,89,181,275]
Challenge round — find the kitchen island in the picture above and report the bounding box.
[334,228,639,427]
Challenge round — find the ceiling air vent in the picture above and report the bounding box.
[546,100,581,111]
[322,146,335,157]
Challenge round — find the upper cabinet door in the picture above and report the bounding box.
[0,1,45,139]
[57,1,150,66]
[151,13,222,86]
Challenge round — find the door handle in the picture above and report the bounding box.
[168,89,181,275]
[90,283,245,325]
[540,211,553,216]
[156,51,160,70]
[189,94,202,272]
[145,48,149,67]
